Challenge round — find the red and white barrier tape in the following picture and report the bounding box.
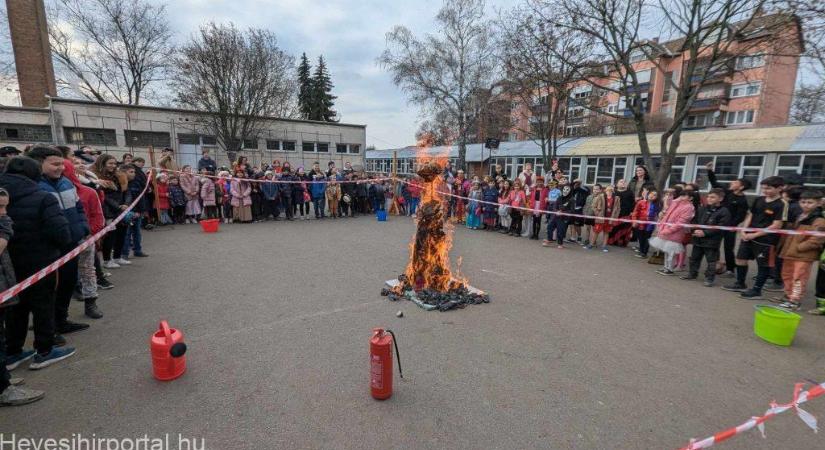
[153,167,393,184]
[0,170,154,306]
[393,178,825,238]
[681,381,825,449]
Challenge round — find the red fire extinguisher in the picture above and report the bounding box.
[370,328,403,400]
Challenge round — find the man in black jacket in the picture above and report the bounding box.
[0,157,76,370]
[681,188,731,286]
[705,162,751,276]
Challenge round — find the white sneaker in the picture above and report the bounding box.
[103,260,120,269]
[115,258,131,265]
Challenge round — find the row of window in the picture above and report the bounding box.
[365,154,824,190]
[686,109,756,128]
[58,127,360,153]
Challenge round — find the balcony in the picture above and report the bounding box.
[624,82,651,95]
[689,97,729,112]
[531,103,549,114]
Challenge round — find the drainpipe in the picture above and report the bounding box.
[46,95,60,145]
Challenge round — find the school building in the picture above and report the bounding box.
[0,97,367,170]
[366,123,825,194]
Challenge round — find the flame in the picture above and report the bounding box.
[398,144,468,293]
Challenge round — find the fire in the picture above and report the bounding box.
[398,149,467,293]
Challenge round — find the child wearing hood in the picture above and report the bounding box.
[168,176,187,224]
[261,171,281,220]
[543,181,565,247]
[310,174,327,219]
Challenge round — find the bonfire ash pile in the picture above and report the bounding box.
[381,275,490,311]
[381,160,490,312]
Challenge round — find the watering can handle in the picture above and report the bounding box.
[160,320,172,346]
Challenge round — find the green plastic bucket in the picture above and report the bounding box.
[753,305,801,346]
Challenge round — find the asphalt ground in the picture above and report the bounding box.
[2,215,824,450]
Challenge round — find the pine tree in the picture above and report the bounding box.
[297,53,313,120]
[310,55,337,122]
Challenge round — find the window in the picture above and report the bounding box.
[316,143,329,153]
[686,113,718,128]
[0,124,52,142]
[65,127,117,146]
[336,144,348,153]
[266,140,281,150]
[242,139,257,149]
[730,82,761,98]
[735,54,765,70]
[634,69,652,84]
[302,142,315,152]
[629,49,646,63]
[349,144,360,154]
[202,135,217,145]
[178,133,199,145]
[694,155,762,192]
[662,72,674,103]
[634,156,686,187]
[606,103,618,114]
[124,130,171,148]
[725,110,755,125]
[282,140,296,151]
[776,154,825,187]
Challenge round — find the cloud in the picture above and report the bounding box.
[167,0,453,148]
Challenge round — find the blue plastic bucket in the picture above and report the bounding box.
[376,210,387,221]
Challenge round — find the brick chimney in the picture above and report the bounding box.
[6,0,57,107]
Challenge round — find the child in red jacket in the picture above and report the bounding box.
[66,159,105,318]
[155,174,172,225]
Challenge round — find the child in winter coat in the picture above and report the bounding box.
[168,176,187,224]
[630,189,660,258]
[498,180,512,232]
[778,189,825,311]
[179,166,202,224]
[590,185,621,253]
[230,169,253,223]
[466,181,482,229]
[311,174,327,219]
[649,188,696,275]
[261,171,281,220]
[528,177,548,240]
[155,173,172,225]
[326,178,341,218]
[681,188,731,286]
[507,181,527,236]
[200,172,218,219]
[481,179,499,230]
[216,171,232,223]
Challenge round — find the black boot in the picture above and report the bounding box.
[85,298,103,319]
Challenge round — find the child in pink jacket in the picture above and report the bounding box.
[649,188,696,275]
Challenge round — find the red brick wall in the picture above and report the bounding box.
[6,0,57,107]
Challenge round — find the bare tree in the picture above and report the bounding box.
[171,22,298,161]
[783,1,825,74]
[547,0,798,190]
[499,3,594,172]
[416,109,458,146]
[379,0,496,170]
[47,0,173,104]
[790,82,825,123]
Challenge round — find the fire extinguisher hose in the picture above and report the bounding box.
[386,329,403,379]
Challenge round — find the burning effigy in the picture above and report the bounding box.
[382,157,490,311]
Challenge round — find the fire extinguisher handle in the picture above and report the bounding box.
[386,329,403,379]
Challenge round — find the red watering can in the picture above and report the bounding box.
[150,320,187,381]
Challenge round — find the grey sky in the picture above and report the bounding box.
[168,0,516,149]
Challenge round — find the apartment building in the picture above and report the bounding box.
[505,13,803,141]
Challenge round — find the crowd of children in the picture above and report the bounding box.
[150,149,405,224]
[427,161,825,314]
[0,144,823,408]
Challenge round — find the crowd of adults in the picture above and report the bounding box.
[0,143,823,408]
